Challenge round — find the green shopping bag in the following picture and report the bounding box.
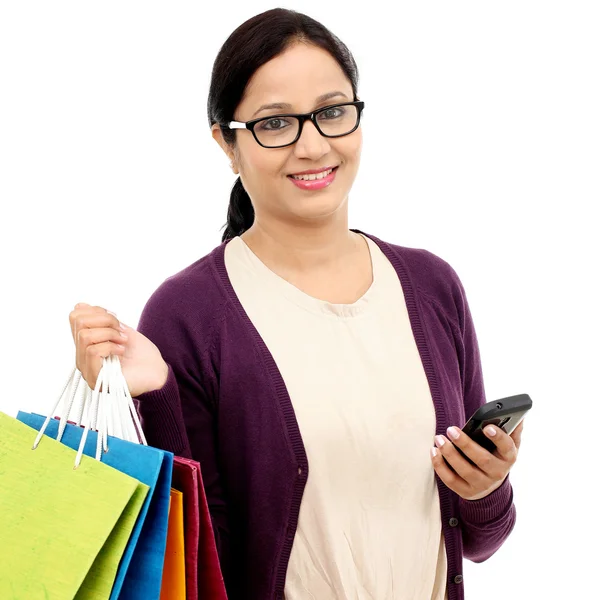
[0,412,148,600]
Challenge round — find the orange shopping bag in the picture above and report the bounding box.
[160,489,186,600]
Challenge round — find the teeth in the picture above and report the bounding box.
[291,168,334,181]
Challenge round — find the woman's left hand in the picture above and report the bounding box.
[430,421,524,501]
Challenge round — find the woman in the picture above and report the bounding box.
[70,8,523,600]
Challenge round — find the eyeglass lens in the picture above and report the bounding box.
[254,104,359,147]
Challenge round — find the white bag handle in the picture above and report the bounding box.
[33,355,147,468]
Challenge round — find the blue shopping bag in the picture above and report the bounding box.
[18,412,174,600]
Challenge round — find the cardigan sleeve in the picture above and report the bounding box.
[132,283,232,583]
[452,268,517,563]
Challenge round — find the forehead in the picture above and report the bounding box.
[240,43,352,113]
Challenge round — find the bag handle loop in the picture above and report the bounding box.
[33,356,147,468]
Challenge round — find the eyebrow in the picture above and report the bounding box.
[251,91,350,118]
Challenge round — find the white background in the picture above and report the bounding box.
[1,1,598,597]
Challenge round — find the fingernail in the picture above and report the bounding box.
[119,323,127,331]
[119,332,128,339]
[431,447,438,458]
[435,435,446,447]
[447,426,460,440]
[486,426,497,437]
[107,311,118,318]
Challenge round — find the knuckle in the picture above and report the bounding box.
[455,437,467,450]
[479,453,493,470]
[490,468,506,481]
[472,474,487,489]
[78,329,92,342]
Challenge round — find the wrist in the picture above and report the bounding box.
[151,361,169,392]
[145,361,169,394]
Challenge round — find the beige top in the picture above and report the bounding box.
[224,233,448,600]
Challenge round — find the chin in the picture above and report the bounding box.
[291,195,348,221]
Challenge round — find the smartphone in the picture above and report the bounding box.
[450,393,532,466]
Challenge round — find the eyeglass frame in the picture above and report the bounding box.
[222,100,365,149]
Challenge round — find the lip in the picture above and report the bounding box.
[288,165,338,176]
[287,166,338,190]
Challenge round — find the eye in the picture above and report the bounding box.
[260,118,291,131]
[318,107,345,120]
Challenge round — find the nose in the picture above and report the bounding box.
[293,119,330,159]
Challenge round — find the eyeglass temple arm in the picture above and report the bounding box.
[225,121,247,130]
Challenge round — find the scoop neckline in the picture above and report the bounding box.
[230,232,380,319]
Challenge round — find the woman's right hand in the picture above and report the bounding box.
[69,303,169,398]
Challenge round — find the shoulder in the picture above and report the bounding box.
[360,230,468,325]
[138,242,229,353]
[143,247,222,307]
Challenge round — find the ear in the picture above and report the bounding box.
[212,124,233,159]
[211,124,239,174]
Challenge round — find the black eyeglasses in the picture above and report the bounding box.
[223,101,365,148]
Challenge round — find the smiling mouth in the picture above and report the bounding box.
[288,166,339,181]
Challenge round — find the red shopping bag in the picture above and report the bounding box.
[171,456,227,599]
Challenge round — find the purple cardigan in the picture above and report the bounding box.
[135,230,516,600]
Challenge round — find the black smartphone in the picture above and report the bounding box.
[450,393,532,466]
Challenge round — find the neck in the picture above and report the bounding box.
[240,213,360,275]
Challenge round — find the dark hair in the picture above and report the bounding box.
[207,8,360,242]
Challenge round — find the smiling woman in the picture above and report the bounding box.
[209,29,364,244]
[71,7,523,600]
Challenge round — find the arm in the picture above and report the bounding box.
[452,271,517,563]
[132,289,232,578]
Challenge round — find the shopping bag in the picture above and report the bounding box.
[196,462,228,599]
[18,411,173,600]
[172,456,227,599]
[0,412,145,600]
[75,481,148,600]
[159,489,186,600]
[119,447,173,600]
[171,457,200,600]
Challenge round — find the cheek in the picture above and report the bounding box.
[350,130,363,158]
[238,148,286,185]
[338,133,363,167]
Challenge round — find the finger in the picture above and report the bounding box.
[70,305,105,339]
[72,304,109,315]
[76,327,127,374]
[78,327,128,347]
[83,341,126,388]
[431,445,470,497]
[70,309,121,342]
[434,434,489,486]
[86,340,126,358]
[510,420,525,451]
[71,304,112,320]
[444,426,506,478]
[484,424,518,464]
